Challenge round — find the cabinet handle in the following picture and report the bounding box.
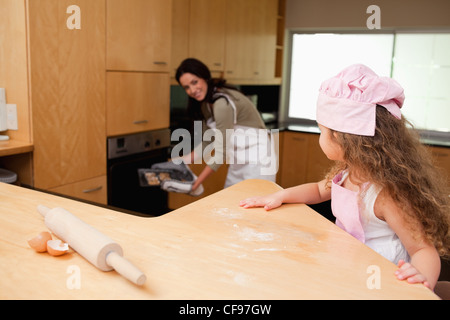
[133,120,148,125]
[213,62,222,66]
[83,186,103,193]
[153,61,167,65]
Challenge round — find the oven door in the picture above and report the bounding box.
[107,148,170,216]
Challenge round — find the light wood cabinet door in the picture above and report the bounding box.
[428,145,450,192]
[278,131,333,188]
[49,175,107,205]
[278,131,309,188]
[225,0,277,80]
[189,0,226,72]
[106,72,170,136]
[106,0,172,72]
[171,0,190,76]
[29,0,106,190]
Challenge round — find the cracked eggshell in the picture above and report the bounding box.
[27,231,52,253]
[47,239,69,256]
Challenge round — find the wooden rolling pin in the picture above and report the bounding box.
[37,205,146,286]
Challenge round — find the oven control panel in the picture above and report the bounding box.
[107,128,171,159]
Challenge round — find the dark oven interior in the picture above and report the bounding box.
[107,129,171,216]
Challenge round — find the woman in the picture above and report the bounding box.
[175,58,277,191]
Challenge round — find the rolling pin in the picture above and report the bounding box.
[37,205,146,286]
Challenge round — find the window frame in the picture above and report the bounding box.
[280,28,450,145]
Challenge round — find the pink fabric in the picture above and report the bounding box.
[331,171,365,243]
[316,64,405,136]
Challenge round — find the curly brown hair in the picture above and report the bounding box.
[325,106,450,258]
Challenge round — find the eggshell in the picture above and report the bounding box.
[27,231,52,253]
[47,239,69,256]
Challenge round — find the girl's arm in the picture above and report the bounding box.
[240,179,331,211]
[375,192,441,290]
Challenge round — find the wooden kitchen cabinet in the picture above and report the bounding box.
[189,0,226,73]
[28,0,107,202]
[106,0,172,72]
[171,0,279,83]
[48,175,107,205]
[428,145,450,192]
[224,0,278,81]
[171,0,190,76]
[278,131,333,188]
[171,0,226,76]
[106,72,170,136]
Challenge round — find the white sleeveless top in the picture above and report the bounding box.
[334,171,410,264]
[358,180,410,264]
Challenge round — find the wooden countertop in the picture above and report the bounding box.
[0,139,33,157]
[0,180,439,300]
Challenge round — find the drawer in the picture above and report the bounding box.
[48,176,107,205]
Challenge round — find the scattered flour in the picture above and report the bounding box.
[236,226,274,242]
[212,207,243,219]
[226,270,252,286]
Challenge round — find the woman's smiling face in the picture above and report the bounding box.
[179,72,208,102]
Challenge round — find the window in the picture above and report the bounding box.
[393,33,450,132]
[284,32,450,135]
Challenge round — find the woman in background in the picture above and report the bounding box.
[175,58,277,191]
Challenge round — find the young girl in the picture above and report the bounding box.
[175,58,276,191]
[240,64,449,290]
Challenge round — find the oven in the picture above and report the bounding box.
[107,129,171,216]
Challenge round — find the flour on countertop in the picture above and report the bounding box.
[236,226,275,242]
[226,270,252,286]
[211,207,243,219]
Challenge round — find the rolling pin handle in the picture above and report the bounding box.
[106,251,147,286]
[37,205,51,218]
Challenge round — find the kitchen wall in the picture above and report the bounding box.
[286,0,450,29]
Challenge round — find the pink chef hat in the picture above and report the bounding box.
[316,64,405,136]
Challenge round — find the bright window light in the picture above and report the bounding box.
[288,33,394,120]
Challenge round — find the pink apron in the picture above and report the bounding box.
[331,171,366,243]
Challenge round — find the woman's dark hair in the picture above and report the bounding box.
[175,58,235,121]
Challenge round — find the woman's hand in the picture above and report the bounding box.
[395,259,431,288]
[239,194,283,211]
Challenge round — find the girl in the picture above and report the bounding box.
[240,64,449,290]
[175,58,276,191]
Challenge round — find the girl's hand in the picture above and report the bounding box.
[239,194,282,211]
[395,259,430,288]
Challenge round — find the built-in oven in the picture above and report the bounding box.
[107,129,171,216]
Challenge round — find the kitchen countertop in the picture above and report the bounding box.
[0,180,438,300]
[271,122,450,148]
[0,139,34,157]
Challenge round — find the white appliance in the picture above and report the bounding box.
[0,88,18,141]
[0,88,7,133]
